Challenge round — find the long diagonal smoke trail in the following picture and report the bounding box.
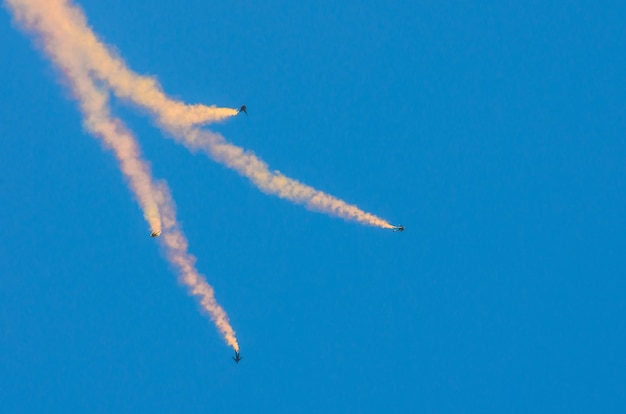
[5,0,239,352]
[157,185,239,351]
[181,128,394,228]
[10,0,395,229]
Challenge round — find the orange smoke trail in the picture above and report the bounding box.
[6,0,239,351]
[10,0,394,228]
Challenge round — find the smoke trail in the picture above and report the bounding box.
[4,0,161,236]
[5,0,235,127]
[80,82,163,236]
[156,184,239,351]
[10,0,394,229]
[181,128,395,228]
[5,0,240,351]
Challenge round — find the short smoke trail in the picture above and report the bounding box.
[6,0,240,351]
[11,0,394,229]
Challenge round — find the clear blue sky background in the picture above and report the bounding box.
[1,1,625,412]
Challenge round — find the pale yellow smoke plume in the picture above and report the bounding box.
[74,75,239,352]
[7,0,394,229]
[6,0,237,127]
[5,0,163,236]
[156,184,239,351]
[80,86,163,236]
[6,0,239,351]
[182,128,395,229]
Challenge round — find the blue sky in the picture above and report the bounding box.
[1,1,626,412]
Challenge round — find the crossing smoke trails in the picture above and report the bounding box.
[5,0,239,352]
[8,0,395,229]
[77,80,238,351]
[5,0,395,351]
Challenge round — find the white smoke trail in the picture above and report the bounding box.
[5,0,240,351]
[8,0,394,228]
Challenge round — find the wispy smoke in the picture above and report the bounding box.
[5,0,239,351]
[9,0,394,228]
[5,0,395,353]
